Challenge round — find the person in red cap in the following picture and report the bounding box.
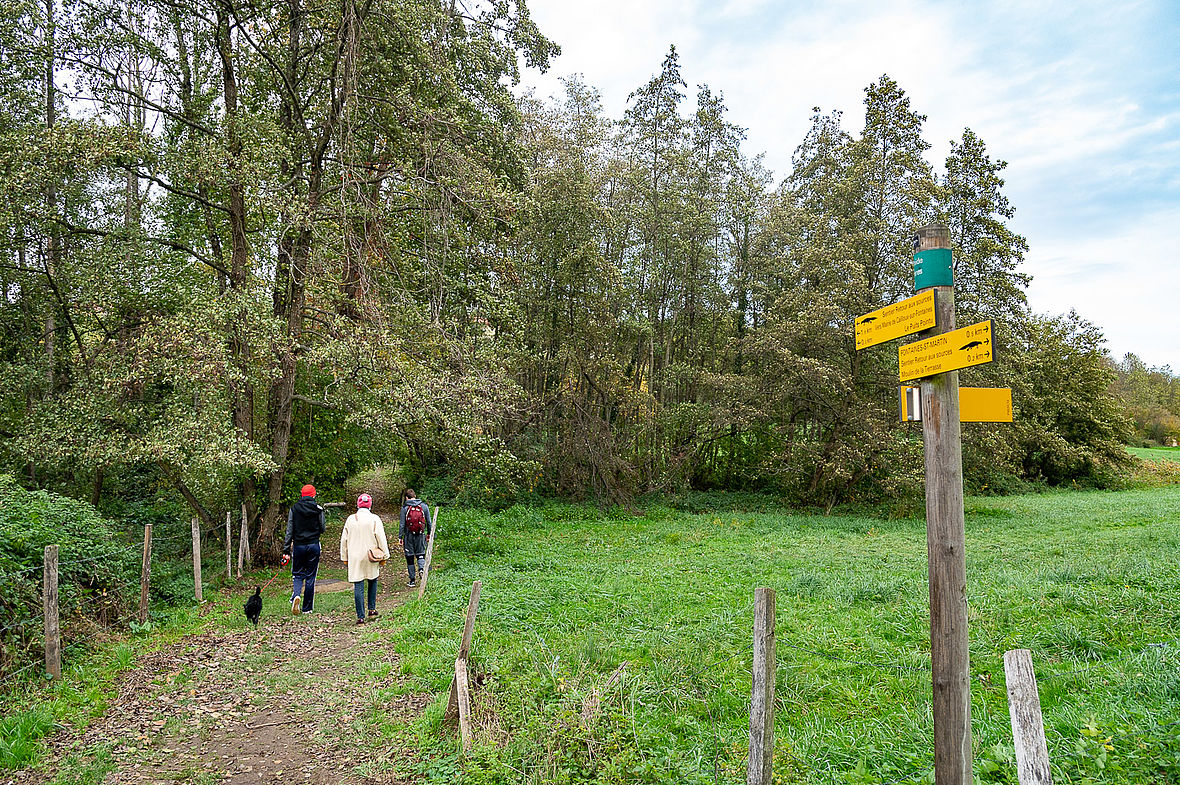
[283,484,325,615]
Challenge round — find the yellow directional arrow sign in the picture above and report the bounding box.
[898,320,995,381]
[899,386,1013,422]
[855,289,937,350]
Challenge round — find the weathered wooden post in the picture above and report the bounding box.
[138,524,152,624]
[224,511,232,579]
[237,503,249,577]
[43,545,61,679]
[455,657,474,752]
[447,580,482,720]
[417,506,440,600]
[747,587,776,785]
[1004,650,1053,785]
[191,517,203,603]
[916,224,972,785]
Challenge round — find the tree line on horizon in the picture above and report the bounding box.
[1,0,1167,552]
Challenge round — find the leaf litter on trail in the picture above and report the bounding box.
[15,599,431,785]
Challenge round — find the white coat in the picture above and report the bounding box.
[340,508,390,583]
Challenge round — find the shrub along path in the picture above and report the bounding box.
[12,575,430,785]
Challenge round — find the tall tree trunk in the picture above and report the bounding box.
[43,0,57,391]
[216,6,260,537]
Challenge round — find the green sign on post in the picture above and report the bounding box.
[914,248,953,291]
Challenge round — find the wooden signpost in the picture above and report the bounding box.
[853,223,1011,785]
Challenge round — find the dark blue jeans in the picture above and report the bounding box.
[291,542,321,612]
[353,578,378,619]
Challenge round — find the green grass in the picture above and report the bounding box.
[388,489,1180,784]
[5,495,1179,783]
[1129,446,1180,463]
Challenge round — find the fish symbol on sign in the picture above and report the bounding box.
[859,316,878,324]
[960,340,984,351]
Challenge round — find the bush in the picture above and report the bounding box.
[0,475,139,678]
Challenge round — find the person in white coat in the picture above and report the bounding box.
[340,493,389,625]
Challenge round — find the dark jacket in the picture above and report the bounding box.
[399,499,431,557]
[284,497,326,553]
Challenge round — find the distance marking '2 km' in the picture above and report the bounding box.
[854,289,938,350]
[898,320,995,382]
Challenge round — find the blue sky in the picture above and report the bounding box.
[517,0,1180,371]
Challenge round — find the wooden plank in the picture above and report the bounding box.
[417,506,439,600]
[458,579,481,660]
[43,545,60,680]
[455,657,473,752]
[447,580,482,720]
[746,587,776,785]
[191,517,203,603]
[139,524,152,624]
[1004,649,1053,785]
[917,224,973,785]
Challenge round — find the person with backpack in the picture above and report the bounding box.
[399,489,431,587]
[283,484,326,615]
[340,493,390,625]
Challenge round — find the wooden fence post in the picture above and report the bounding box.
[43,545,61,680]
[225,510,232,580]
[1004,649,1053,785]
[417,506,440,600]
[917,223,973,785]
[455,657,474,752]
[447,580,482,720]
[138,524,152,624]
[237,503,250,577]
[191,517,203,603]
[747,587,776,785]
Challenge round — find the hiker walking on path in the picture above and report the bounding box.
[399,489,431,588]
[340,494,390,625]
[284,484,326,615]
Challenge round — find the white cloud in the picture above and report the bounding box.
[1026,207,1180,370]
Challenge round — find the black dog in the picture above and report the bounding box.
[244,586,262,628]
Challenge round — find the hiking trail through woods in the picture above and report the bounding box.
[10,581,431,785]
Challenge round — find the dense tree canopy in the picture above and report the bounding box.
[0,3,1140,552]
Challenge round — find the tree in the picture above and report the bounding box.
[1008,310,1132,485]
[940,128,1030,325]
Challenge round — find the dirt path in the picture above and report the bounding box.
[12,579,431,785]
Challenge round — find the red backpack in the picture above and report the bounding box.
[405,502,426,535]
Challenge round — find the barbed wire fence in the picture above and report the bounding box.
[677,588,1180,785]
[0,524,226,689]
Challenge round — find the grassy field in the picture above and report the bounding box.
[4,488,1178,783]
[388,487,1180,784]
[1130,446,1180,463]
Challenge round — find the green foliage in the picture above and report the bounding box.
[1111,354,1180,446]
[0,0,1152,527]
[1007,311,1133,487]
[0,475,139,675]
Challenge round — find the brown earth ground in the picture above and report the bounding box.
[10,572,433,785]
